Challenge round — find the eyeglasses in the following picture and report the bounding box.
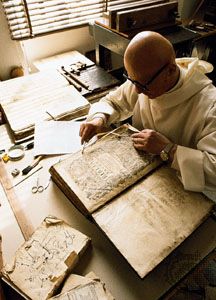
[123,63,169,92]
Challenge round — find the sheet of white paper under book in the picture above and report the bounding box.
[34,120,82,156]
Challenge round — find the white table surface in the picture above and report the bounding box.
[0,124,216,300]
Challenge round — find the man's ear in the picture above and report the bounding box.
[167,63,177,75]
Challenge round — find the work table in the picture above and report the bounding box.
[0,123,216,300]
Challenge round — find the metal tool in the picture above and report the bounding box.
[70,61,87,75]
[11,168,20,177]
[8,145,25,161]
[57,67,82,91]
[10,165,43,189]
[61,66,90,90]
[31,177,44,194]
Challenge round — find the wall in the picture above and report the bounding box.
[22,26,95,73]
[180,0,200,22]
[0,0,187,80]
[0,3,95,80]
[0,2,26,80]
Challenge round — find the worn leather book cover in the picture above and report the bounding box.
[0,70,90,141]
[49,124,162,216]
[2,216,91,300]
[49,125,213,279]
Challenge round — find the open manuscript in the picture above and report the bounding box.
[2,216,91,300]
[50,125,214,278]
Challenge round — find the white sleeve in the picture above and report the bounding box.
[172,105,216,192]
[172,146,205,191]
[89,80,138,125]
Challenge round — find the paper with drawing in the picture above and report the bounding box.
[2,216,90,300]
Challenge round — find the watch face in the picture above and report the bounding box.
[160,150,169,161]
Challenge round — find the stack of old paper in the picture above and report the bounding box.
[49,272,114,300]
[2,216,91,300]
[0,70,90,141]
[33,50,94,72]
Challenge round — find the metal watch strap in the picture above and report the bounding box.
[163,143,174,154]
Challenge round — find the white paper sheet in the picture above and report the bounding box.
[34,120,82,156]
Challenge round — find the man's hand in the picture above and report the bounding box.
[131,129,171,154]
[79,117,105,144]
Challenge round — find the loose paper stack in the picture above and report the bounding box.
[50,272,114,300]
[0,70,90,141]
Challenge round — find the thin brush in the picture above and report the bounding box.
[22,155,43,175]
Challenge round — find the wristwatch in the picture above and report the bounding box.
[160,143,174,162]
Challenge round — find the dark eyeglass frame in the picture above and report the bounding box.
[123,63,169,91]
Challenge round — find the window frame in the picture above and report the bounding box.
[1,0,160,40]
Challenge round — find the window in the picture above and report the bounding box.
[1,0,156,40]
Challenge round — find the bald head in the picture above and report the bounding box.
[124,31,179,97]
[124,31,176,75]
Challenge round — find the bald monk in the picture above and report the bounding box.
[80,31,216,192]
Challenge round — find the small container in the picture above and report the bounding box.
[8,145,25,161]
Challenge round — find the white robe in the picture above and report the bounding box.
[89,58,216,192]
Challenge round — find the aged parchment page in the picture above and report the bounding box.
[0,70,90,140]
[93,167,213,278]
[50,125,161,215]
[2,216,90,300]
[49,272,114,300]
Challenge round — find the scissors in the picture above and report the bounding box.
[31,177,44,194]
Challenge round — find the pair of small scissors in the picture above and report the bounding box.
[31,178,44,194]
